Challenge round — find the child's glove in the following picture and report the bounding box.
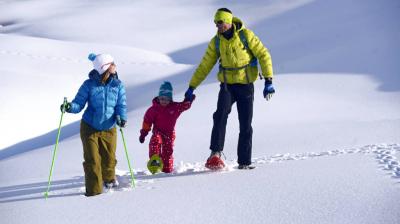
[60,102,72,113]
[263,79,275,101]
[139,129,148,143]
[184,94,196,102]
[117,119,127,128]
[116,115,127,128]
[184,87,195,101]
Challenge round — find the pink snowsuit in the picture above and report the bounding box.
[141,97,194,172]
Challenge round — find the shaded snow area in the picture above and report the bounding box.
[1,0,399,224]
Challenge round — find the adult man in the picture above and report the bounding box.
[184,8,275,170]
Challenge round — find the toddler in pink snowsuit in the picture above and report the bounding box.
[139,81,195,173]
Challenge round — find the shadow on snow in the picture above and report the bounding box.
[0,169,218,204]
[0,66,218,160]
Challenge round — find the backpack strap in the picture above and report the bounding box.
[215,35,220,59]
[215,30,253,63]
[239,30,249,51]
[214,35,228,91]
[216,30,259,88]
[239,30,258,67]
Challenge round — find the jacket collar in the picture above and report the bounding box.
[88,69,119,86]
[151,97,174,108]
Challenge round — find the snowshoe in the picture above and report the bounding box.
[237,164,256,170]
[205,151,225,170]
[147,154,164,174]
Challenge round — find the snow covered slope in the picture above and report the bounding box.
[1,0,399,224]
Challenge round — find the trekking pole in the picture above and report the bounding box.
[119,126,136,188]
[44,97,67,199]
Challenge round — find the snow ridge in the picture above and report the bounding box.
[0,49,176,66]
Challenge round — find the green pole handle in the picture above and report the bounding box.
[119,127,136,188]
[44,97,67,199]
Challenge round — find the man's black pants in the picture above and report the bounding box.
[210,83,254,165]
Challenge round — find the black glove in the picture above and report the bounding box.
[60,102,72,113]
[118,120,126,128]
[139,129,148,143]
[116,116,127,128]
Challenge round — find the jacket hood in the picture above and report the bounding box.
[88,69,102,82]
[216,16,245,36]
[152,97,159,106]
[232,17,245,31]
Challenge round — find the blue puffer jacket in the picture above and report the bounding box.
[69,70,127,131]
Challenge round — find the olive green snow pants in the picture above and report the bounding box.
[80,121,117,196]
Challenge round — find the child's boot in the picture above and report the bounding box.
[147,154,164,174]
[104,178,119,189]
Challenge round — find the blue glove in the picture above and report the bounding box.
[116,115,127,128]
[263,79,275,101]
[184,87,195,101]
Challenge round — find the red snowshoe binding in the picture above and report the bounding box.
[205,151,225,170]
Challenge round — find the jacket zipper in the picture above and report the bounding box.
[103,83,108,122]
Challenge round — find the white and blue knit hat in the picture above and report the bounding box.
[159,81,173,100]
[88,53,114,74]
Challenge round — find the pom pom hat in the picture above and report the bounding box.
[88,53,114,74]
[159,81,173,100]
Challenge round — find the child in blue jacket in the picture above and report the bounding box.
[61,53,127,196]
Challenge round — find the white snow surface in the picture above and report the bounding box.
[1,0,400,223]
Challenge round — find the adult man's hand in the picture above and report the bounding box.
[263,79,275,101]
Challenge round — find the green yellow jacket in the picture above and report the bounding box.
[189,17,273,88]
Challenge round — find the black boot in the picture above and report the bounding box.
[237,164,256,170]
[104,179,119,189]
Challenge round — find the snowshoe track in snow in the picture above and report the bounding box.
[254,143,400,179]
[0,144,398,202]
[80,143,400,193]
[109,143,400,190]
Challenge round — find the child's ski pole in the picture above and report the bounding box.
[119,126,136,188]
[44,97,67,199]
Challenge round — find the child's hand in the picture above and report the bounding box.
[139,129,148,143]
[184,87,194,101]
[139,135,145,143]
[116,115,127,128]
[185,94,196,102]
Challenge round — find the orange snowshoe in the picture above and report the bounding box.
[205,152,225,170]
